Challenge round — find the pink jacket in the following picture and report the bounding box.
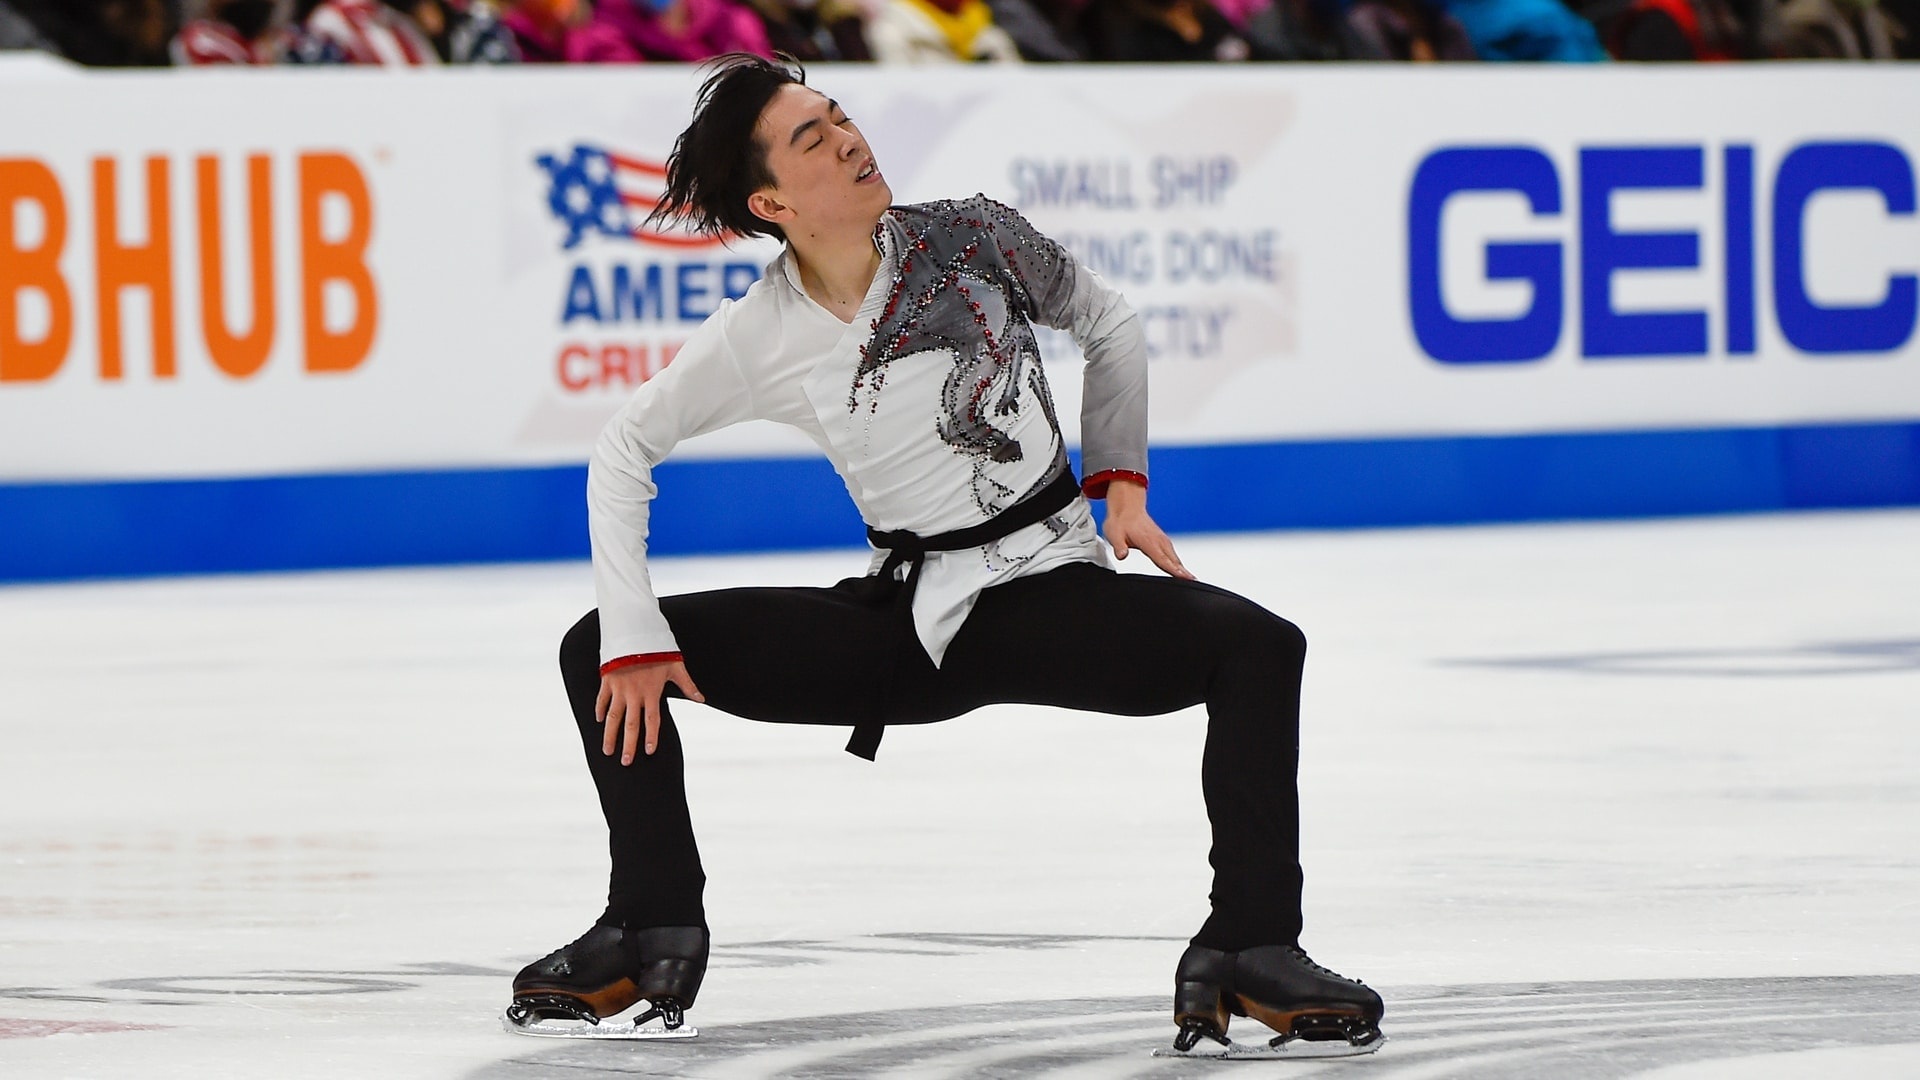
[594,0,772,62]
[501,6,643,61]
[1209,0,1272,29]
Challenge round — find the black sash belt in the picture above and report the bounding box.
[846,467,1080,761]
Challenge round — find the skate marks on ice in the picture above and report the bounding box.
[468,974,1920,1079]
[0,962,512,1012]
[708,932,1188,970]
[0,1019,172,1040]
[1442,638,1920,678]
[0,936,1160,1012]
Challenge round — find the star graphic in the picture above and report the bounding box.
[535,145,633,250]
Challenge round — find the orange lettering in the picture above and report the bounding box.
[93,156,176,380]
[557,344,590,391]
[197,154,275,380]
[0,159,71,383]
[298,152,376,374]
[600,344,637,386]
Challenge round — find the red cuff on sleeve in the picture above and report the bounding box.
[1081,470,1149,499]
[600,652,683,676]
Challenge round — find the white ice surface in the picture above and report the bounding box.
[2,511,1917,1078]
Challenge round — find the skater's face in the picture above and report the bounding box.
[746,85,892,244]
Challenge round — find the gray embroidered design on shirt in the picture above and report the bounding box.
[852,198,1070,519]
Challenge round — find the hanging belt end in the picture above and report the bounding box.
[844,723,883,761]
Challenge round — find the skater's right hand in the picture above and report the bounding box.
[598,661,705,765]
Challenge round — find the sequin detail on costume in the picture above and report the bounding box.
[852,197,1073,518]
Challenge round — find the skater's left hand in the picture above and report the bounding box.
[1103,479,1194,580]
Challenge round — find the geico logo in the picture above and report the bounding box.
[0,153,376,384]
[1408,142,1918,364]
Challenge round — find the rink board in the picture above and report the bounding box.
[3,418,1919,580]
[1,63,1918,579]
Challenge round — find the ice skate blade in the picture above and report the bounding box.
[1151,1032,1385,1060]
[501,1012,699,1041]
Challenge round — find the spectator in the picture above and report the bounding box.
[1208,0,1267,25]
[1445,0,1607,57]
[1243,0,1381,58]
[1084,0,1273,60]
[300,0,441,61]
[1,0,59,52]
[387,0,522,59]
[104,0,177,63]
[174,0,289,63]
[1881,0,1918,53]
[1012,0,1095,54]
[16,0,178,64]
[283,0,342,57]
[596,0,772,61]
[501,0,640,59]
[1629,0,1742,56]
[742,0,874,60]
[984,0,1085,57]
[1347,0,1477,56]
[1775,0,1905,55]
[865,0,1024,61]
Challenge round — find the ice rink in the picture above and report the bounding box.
[4,510,1918,1079]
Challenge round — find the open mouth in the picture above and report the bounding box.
[856,159,878,183]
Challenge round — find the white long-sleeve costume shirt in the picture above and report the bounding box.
[590,195,1150,669]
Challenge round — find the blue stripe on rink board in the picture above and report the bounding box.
[2,420,1918,583]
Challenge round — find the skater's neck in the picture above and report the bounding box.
[788,224,883,322]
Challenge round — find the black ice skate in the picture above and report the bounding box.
[503,924,710,1040]
[1157,943,1385,1059]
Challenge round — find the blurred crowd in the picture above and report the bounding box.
[0,0,1912,67]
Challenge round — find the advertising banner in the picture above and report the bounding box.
[2,63,1917,577]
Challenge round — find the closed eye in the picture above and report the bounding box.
[808,116,849,152]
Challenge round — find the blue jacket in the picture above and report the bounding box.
[1444,0,1610,60]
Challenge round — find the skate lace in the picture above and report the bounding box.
[1289,947,1365,987]
[541,927,604,965]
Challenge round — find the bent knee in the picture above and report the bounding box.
[559,609,601,673]
[1266,614,1307,661]
[1217,600,1305,664]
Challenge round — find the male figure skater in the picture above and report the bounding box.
[506,54,1384,1055]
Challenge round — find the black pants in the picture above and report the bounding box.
[557,560,1307,951]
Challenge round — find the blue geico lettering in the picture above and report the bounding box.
[561,260,762,325]
[1581,147,1706,357]
[1775,144,1917,353]
[1409,141,1918,364]
[1408,147,1561,363]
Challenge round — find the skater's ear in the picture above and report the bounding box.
[747,187,796,231]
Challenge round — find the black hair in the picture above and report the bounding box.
[647,53,808,244]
